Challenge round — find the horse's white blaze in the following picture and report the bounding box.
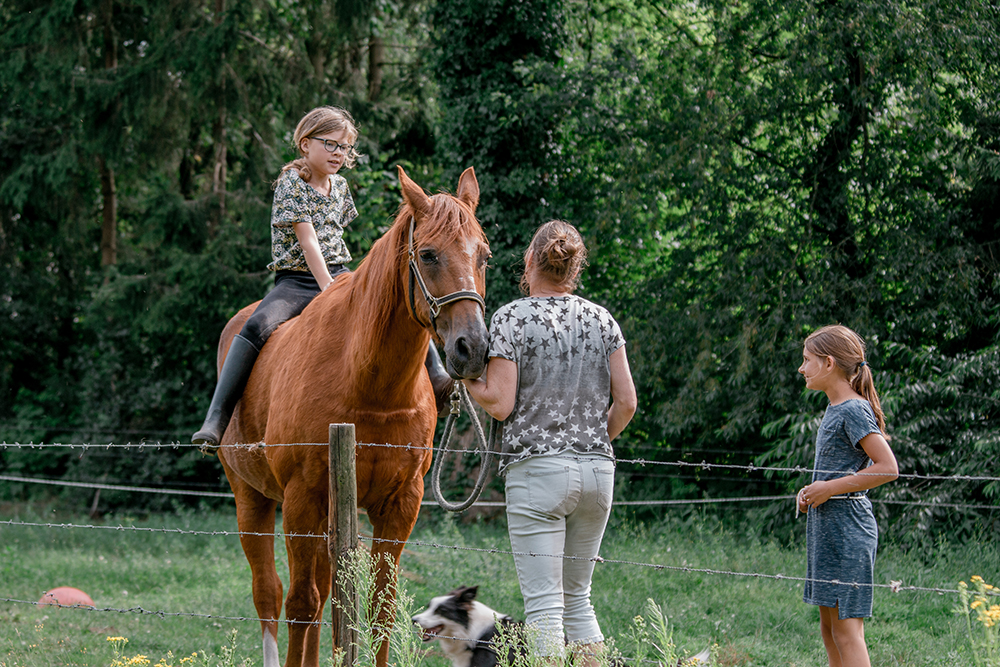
[262,630,279,667]
[459,237,481,291]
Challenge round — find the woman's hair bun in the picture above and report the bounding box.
[522,220,588,292]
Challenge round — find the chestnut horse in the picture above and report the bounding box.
[214,166,490,667]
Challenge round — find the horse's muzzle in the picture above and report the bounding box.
[444,331,489,379]
[442,319,489,379]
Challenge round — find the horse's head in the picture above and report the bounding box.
[397,166,490,379]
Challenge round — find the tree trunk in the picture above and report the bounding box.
[100,0,118,267]
[807,15,867,284]
[367,32,384,102]
[99,157,117,267]
[210,0,227,236]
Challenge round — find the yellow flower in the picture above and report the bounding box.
[971,599,984,609]
[971,575,984,582]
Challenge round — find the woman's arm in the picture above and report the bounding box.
[462,357,518,421]
[607,346,637,441]
[294,222,335,290]
[799,432,898,509]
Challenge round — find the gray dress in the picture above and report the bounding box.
[803,398,881,619]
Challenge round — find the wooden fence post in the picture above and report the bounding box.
[329,423,359,666]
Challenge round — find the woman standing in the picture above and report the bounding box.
[463,220,637,665]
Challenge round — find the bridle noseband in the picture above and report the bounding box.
[407,216,486,331]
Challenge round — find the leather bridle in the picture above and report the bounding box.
[406,216,486,331]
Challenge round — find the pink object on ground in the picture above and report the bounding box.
[38,587,95,608]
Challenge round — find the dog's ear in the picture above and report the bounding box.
[453,586,478,604]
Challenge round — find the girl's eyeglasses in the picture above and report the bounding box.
[309,137,355,155]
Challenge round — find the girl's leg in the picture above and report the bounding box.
[828,609,870,667]
[423,342,455,416]
[818,606,842,667]
[193,273,319,450]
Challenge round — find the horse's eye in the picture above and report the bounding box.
[419,249,438,265]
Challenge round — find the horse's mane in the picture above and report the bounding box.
[347,191,486,371]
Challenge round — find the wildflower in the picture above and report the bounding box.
[972,600,984,609]
[971,575,984,583]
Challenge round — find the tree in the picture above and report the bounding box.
[430,0,568,306]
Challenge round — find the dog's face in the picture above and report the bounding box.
[411,585,480,642]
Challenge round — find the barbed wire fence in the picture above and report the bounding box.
[1,438,997,663]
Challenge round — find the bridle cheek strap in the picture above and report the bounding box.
[406,216,486,332]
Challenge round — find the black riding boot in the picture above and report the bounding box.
[424,342,456,418]
[192,334,260,453]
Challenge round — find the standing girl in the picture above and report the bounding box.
[193,106,452,451]
[797,325,899,667]
[463,220,638,666]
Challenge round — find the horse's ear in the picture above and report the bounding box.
[397,165,432,221]
[456,166,479,213]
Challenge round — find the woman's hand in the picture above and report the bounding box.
[462,357,517,421]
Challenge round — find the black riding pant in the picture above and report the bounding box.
[239,265,347,351]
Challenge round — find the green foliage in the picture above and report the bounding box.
[956,576,1000,667]
[430,0,568,306]
[531,0,1000,527]
[1,0,997,529]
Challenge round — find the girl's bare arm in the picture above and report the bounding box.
[294,222,335,290]
[800,433,898,508]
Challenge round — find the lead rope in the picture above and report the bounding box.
[430,382,502,512]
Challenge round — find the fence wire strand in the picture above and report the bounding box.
[2,519,989,599]
[2,440,999,483]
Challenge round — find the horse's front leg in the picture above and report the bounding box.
[282,494,329,667]
[367,493,423,667]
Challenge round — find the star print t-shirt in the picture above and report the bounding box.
[488,295,626,475]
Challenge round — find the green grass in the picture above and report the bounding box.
[0,501,994,666]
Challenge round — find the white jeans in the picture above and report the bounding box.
[504,455,614,657]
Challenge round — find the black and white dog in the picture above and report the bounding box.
[412,586,710,667]
[411,586,523,667]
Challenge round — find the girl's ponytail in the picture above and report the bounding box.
[851,362,887,435]
[281,158,312,184]
[805,325,888,436]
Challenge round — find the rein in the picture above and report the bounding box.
[404,215,494,511]
[406,216,486,331]
[430,382,503,512]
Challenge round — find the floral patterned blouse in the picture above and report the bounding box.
[266,169,358,272]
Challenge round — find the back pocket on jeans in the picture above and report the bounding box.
[526,467,569,514]
[593,466,614,512]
